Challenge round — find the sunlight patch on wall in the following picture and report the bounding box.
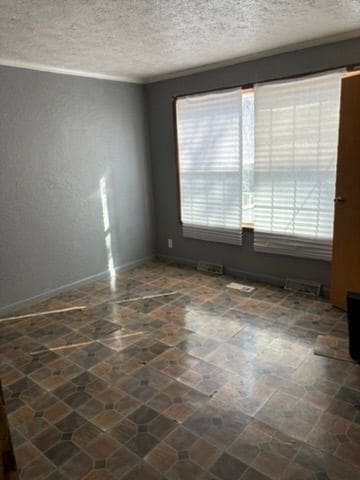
[100,176,116,291]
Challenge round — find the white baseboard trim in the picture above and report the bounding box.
[0,256,153,316]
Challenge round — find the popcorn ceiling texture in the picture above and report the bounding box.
[0,0,360,82]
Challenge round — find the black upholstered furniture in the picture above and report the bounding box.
[347,291,360,362]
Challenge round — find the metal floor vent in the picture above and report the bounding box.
[285,278,321,297]
[197,261,224,275]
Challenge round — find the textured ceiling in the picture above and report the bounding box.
[1,0,360,83]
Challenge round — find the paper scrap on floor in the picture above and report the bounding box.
[226,282,255,293]
[0,305,86,322]
[115,291,179,304]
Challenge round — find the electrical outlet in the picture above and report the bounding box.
[168,238,173,248]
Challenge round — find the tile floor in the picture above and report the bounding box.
[0,259,359,480]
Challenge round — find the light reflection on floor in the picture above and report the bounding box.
[0,259,358,480]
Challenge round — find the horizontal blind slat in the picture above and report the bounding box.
[183,224,243,245]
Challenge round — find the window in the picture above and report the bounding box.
[253,72,342,260]
[175,70,342,259]
[176,89,243,245]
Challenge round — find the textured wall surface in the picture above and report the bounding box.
[146,38,360,289]
[1,0,360,81]
[0,66,154,311]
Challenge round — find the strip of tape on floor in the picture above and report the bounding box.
[114,291,179,304]
[0,305,86,322]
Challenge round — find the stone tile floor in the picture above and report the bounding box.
[0,259,359,479]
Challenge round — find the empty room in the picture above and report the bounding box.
[1,1,360,479]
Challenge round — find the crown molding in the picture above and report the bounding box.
[1,30,360,85]
[0,58,143,84]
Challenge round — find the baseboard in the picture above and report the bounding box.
[158,254,198,269]
[157,253,285,285]
[0,255,153,316]
[156,253,330,296]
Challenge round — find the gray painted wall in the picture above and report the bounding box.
[0,66,154,311]
[145,37,360,289]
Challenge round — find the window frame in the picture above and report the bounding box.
[173,87,251,230]
[174,89,244,244]
[172,65,358,231]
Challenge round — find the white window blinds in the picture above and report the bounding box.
[253,72,342,261]
[176,89,243,245]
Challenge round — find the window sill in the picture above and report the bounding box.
[242,223,254,230]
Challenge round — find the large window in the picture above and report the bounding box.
[175,71,342,260]
[253,72,342,260]
[176,89,243,245]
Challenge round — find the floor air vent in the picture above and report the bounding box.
[197,261,223,275]
[284,278,321,296]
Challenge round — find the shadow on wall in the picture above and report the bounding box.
[99,175,116,291]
